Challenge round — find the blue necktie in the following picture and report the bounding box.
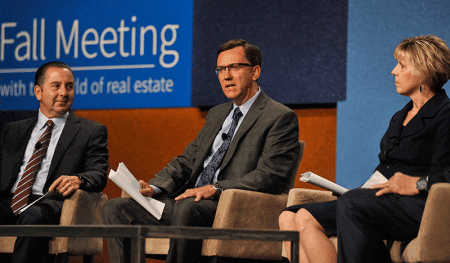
[197,107,243,187]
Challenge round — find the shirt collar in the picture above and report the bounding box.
[37,110,69,130]
[232,86,261,117]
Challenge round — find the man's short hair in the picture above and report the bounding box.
[217,39,262,67]
[35,61,73,87]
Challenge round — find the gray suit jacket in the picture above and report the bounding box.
[150,90,300,197]
[0,111,109,197]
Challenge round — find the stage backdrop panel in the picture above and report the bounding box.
[0,0,193,110]
[337,0,450,188]
[191,0,348,107]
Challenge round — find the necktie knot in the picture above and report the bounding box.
[232,107,242,120]
[46,120,54,129]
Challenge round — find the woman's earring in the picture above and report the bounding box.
[420,85,423,93]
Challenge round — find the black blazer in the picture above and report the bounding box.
[150,90,300,197]
[376,89,450,189]
[0,111,109,197]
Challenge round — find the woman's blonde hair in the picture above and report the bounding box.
[394,35,450,92]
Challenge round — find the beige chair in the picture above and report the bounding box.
[121,140,305,262]
[0,190,108,263]
[283,183,450,263]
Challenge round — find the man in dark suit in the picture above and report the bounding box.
[0,61,109,263]
[102,39,300,263]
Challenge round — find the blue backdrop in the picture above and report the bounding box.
[337,0,450,188]
[0,0,347,110]
[191,0,348,107]
[0,0,193,110]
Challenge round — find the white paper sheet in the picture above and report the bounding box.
[300,170,389,196]
[108,162,165,220]
[300,172,349,195]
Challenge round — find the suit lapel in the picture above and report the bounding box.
[401,90,450,138]
[47,111,81,178]
[191,103,233,177]
[220,91,267,170]
[11,118,38,181]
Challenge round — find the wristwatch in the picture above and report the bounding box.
[212,182,223,199]
[416,176,428,193]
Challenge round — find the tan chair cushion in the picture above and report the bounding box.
[401,183,450,262]
[0,190,107,256]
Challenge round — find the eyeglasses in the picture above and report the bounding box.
[214,63,252,75]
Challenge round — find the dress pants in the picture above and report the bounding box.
[0,194,64,263]
[336,188,426,263]
[102,196,219,263]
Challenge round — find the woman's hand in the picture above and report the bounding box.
[370,172,420,196]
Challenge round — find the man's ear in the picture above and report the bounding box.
[252,65,261,81]
[34,85,42,101]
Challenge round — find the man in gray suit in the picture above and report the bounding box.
[102,39,300,263]
[0,61,109,263]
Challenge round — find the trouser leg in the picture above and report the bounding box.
[12,197,63,263]
[166,197,218,263]
[0,196,15,263]
[101,197,174,263]
[336,188,425,263]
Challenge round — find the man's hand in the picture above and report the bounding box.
[139,180,155,197]
[175,185,216,202]
[370,172,420,196]
[49,175,82,196]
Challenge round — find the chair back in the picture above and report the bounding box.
[286,140,306,191]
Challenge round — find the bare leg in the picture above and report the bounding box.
[279,211,297,262]
[295,209,336,263]
[279,209,336,263]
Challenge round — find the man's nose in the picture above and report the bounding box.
[59,86,68,96]
[224,68,232,79]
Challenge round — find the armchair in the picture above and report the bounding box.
[283,183,450,263]
[0,190,108,263]
[121,140,305,262]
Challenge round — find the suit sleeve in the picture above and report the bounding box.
[149,125,203,194]
[75,124,109,192]
[219,110,300,194]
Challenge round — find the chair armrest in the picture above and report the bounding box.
[59,190,108,225]
[402,183,450,262]
[50,190,108,255]
[202,189,288,260]
[286,188,337,207]
[212,189,288,229]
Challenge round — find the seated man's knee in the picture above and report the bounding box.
[172,198,215,226]
[18,206,51,225]
[101,198,133,224]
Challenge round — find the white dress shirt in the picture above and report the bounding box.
[11,110,69,195]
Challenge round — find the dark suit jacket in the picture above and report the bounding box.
[150,90,300,197]
[376,89,450,189]
[0,111,109,197]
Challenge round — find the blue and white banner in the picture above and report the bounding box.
[0,0,193,110]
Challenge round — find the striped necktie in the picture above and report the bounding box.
[197,107,243,187]
[11,120,54,215]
